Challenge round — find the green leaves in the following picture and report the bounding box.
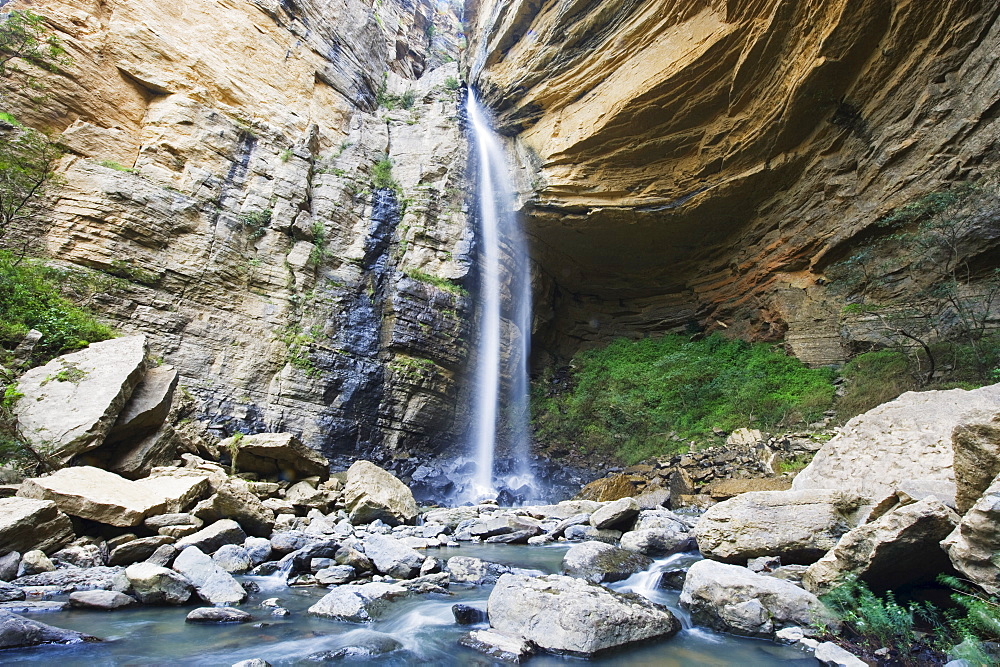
[0,10,68,80]
[0,118,61,238]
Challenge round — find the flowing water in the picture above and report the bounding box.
[2,544,815,665]
[464,91,536,501]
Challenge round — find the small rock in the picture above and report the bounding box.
[125,562,193,605]
[561,541,652,584]
[186,607,252,623]
[589,497,640,530]
[459,629,535,663]
[232,660,271,667]
[452,603,487,625]
[0,608,99,648]
[68,590,136,610]
[17,550,55,577]
[213,545,253,574]
[815,641,868,667]
[316,565,355,586]
[0,581,26,602]
[176,519,248,555]
[172,546,247,605]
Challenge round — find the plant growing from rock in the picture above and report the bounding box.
[0,115,62,249]
[226,431,244,476]
[0,10,68,92]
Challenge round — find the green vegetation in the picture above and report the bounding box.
[109,258,159,286]
[372,156,398,191]
[0,114,62,242]
[279,148,293,163]
[96,159,137,174]
[225,431,244,476]
[820,576,1000,665]
[0,10,68,86]
[404,268,467,296]
[444,76,460,91]
[0,250,114,363]
[376,72,417,110]
[309,219,327,266]
[531,334,835,464]
[240,208,272,240]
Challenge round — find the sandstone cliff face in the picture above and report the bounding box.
[467,0,1000,365]
[2,0,472,460]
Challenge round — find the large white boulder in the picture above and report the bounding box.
[223,432,329,481]
[14,336,149,464]
[487,573,680,656]
[942,474,1000,594]
[803,496,959,594]
[308,582,410,622]
[680,560,839,638]
[343,460,417,526]
[171,546,246,605]
[793,384,1000,500]
[693,489,869,564]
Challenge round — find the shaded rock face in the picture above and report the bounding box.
[468,0,1000,362]
[2,0,471,461]
[943,474,1000,595]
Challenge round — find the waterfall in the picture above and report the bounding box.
[465,91,535,501]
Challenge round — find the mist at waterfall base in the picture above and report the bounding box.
[449,91,539,504]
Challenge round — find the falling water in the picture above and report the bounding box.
[465,91,535,500]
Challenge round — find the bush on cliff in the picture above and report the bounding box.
[531,333,835,464]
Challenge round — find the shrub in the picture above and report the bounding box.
[372,156,398,191]
[532,333,836,464]
[240,209,272,240]
[0,250,114,362]
[444,76,460,91]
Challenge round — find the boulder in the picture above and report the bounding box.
[679,560,839,638]
[942,474,1000,594]
[362,534,424,579]
[17,550,55,577]
[13,566,129,592]
[316,565,355,585]
[452,603,488,625]
[224,433,329,482]
[97,423,181,480]
[13,335,149,464]
[563,525,622,543]
[487,573,681,656]
[620,528,693,556]
[589,497,640,530]
[703,477,792,500]
[144,513,202,531]
[422,506,480,529]
[0,609,99,649]
[213,545,253,574]
[561,541,653,584]
[793,384,1000,500]
[125,562,193,605]
[308,582,410,622]
[0,551,20,581]
[446,557,512,585]
[306,632,402,660]
[634,509,695,532]
[0,497,74,555]
[803,496,959,594]
[469,515,542,539]
[815,641,868,667]
[576,474,638,502]
[191,479,275,537]
[459,629,535,662]
[145,544,179,568]
[343,461,418,526]
[285,481,330,511]
[952,413,1000,514]
[693,490,869,565]
[171,546,246,605]
[176,519,247,554]
[244,537,272,565]
[0,581,25,603]
[186,607,252,623]
[270,530,322,556]
[104,365,178,446]
[52,543,104,569]
[68,590,137,610]
[18,466,209,527]
[109,536,176,566]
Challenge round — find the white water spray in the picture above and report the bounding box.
[465,91,535,500]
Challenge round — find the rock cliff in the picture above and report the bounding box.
[467,0,1000,365]
[2,0,472,460]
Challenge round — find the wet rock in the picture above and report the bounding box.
[109,536,176,566]
[0,498,74,556]
[804,496,959,594]
[363,534,424,579]
[186,607,252,623]
[620,528,693,556]
[13,335,148,464]
[589,497,640,530]
[307,582,410,622]
[459,629,535,662]
[0,609,99,648]
[0,581,25,602]
[446,556,512,585]
[694,490,869,565]
[660,568,689,590]
[307,632,402,660]
[561,541,653,584]
[679,560,839,638]
[452,603,487,624]
[232,660,271,667]
[213,545,253,574]
[17,550,55,577]
[563,525,621,543]
[0,601,68,613]
[488,573,681,656]
[191,479,275,537]
[943,474,1000,594]
[68,590,137,610]
[14,566,129,593]
[222,432,329,482]
[344,461,418,526]
[172,546,246,605]
[176,519,247,554]
[316,565,355,585]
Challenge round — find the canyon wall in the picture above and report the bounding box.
[2,0,474,462]
[467,0,1000,366]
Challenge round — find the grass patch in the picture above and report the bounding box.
[531,334,836,464]
[0,250,115,363]
[96,160,137,174]
[404,269,467,296]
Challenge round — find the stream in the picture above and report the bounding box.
[2,544,815,665]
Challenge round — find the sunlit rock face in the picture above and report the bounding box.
[2,0,472,460]
[467,0,1000,364]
